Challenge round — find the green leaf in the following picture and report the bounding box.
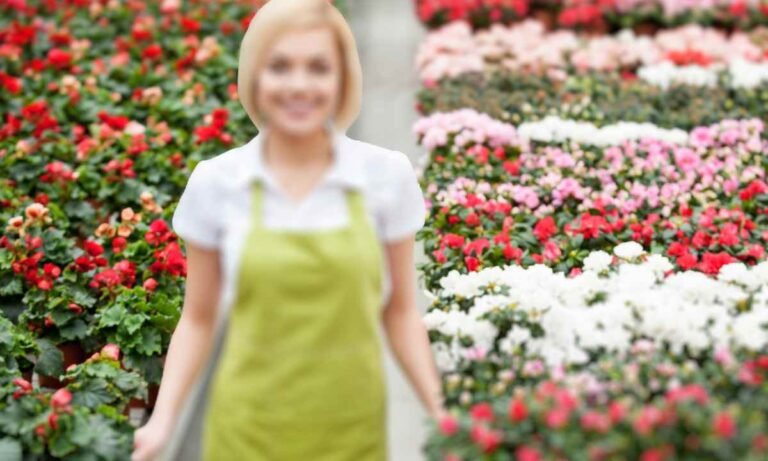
[0,279,22,296]
[98,305,124,328]
[59,318,89,340]
[124,314,145,335]
[49,431,77,458]
[35,338,64,378]
[0,438,22,461]
[73,378,114,407]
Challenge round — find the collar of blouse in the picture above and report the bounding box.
[234,126,367,191]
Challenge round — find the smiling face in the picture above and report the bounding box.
[255,25,342,137]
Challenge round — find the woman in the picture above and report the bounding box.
[131,0,446,459]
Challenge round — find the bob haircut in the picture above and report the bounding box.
[237,0,362,133]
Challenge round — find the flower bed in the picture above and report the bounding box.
[416,71,768,129]
[423,245,768,459]
[415,0,768,31]
[416,21,768,84]
[414,110,768,289]
[413,1,768,455]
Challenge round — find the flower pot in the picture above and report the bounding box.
[123,396,148,417]
[37,373,63,389]
[37,342,86,389]
[58,341,86,368]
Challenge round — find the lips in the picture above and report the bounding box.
[281,100,317,117]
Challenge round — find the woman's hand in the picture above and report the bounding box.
[131,415,174,461]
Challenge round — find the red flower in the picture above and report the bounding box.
[180,17,201,33]
[515,445,541,461]
[503,244,522,262]
[463,238,490,257]
[716,223,740,247]
[739,179,767,201]
[47,48,72,69]
[666,384,708,406]
[508,398,528,422]
[142,44,163,61]
[465,256,480,272]
[470,424,502,454]
[101,343,121,361]
[97,111,129,130]
[533,216,556,242]
[729,0,748,17]
[697,252,736,275]
[640,446,673,461]
[464,212,480,227]
[146,219,173,246]
[84,240,104,257]
[470,402,494,423]
[440,234,464,248]
[503,159,520,176]
[545,407,569,429]
[51,388,72,412]
[634,406,663,435]
[743,244,765,260]
[608,401,626,423]
[713,411,736,439]
[432,248,447,264]
[112,237,127,254]
[143,277,158,292]
[438,413,459,436]
[580,410,611,433]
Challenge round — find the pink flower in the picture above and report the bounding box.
[438,414,459,436]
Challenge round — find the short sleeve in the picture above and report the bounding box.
[381,152,427,242]
[172,160,221,249]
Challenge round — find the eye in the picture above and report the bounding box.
[269,59,289,73]
[310,60,330,74]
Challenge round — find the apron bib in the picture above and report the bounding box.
[202,180,387,460]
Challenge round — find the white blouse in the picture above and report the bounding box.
[171,128,427,328]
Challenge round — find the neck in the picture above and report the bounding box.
[262,125,333,168]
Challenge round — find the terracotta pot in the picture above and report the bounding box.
[123,397,148,417]
[37,342,85,389]
[58,341,86,368]
[37,373,64,389]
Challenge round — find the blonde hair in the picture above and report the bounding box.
[237,0,362,133]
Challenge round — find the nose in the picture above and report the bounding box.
[286,68,312,92]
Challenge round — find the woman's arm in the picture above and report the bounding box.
[132,243,222,461]
[380,234,447,422]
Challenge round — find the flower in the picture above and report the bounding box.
[613,241,645,260]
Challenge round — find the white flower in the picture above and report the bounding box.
[644,254,674,279]
[613,241,645,260]
[583,250,612,273]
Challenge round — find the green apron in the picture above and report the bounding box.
[202,179,387,460]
